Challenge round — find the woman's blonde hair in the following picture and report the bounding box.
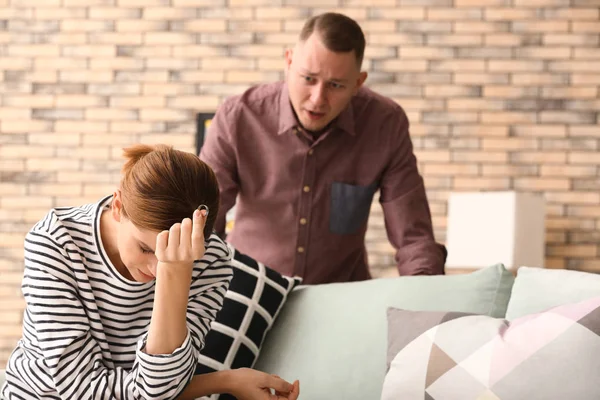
[119,144,219,238]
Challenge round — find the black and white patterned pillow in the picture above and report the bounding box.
[195,244,302,400]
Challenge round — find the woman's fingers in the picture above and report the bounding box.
[264,375,293,395]
[180,218,192,253]
[290,380,300,400]
[155,230,169,258]
[275,380,299,400]
[156,210,207,264]
[191,209,207,260]
[168,223,181,251]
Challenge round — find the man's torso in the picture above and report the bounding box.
[204,81,412,284]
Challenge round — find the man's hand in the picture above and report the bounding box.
[230,368,300,400]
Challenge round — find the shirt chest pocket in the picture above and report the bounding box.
[330,181,378,235]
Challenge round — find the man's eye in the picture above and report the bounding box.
[330,82,343,89]
[303,75,314,83]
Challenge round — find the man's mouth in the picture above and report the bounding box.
[306,110,325,120]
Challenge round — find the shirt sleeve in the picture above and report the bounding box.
[12,231,231,400]
[379,109,447,276]
[199,101,240,238]
[185,237,233,356]
[134,241,232,399]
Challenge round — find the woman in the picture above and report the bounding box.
[2,144,299,400]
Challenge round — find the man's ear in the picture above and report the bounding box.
[284,48,293,76]
[111,191,122,223]
[354,71,368,94]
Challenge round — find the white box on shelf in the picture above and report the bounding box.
[445,191,546,271]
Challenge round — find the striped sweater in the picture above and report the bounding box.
[2,196,233,400]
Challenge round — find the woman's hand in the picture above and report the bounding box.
[175,369,299,400]
[154,209,206,276]
[146,209,207,355]
[230,368,300,400]
[273,376,300,400]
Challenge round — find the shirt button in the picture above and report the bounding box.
[297,246,305,253]
[308,149,314,155]
[300,218,307,225]
[303,186,310,193]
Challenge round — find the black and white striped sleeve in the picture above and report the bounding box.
[131,236,233,398]
[185,238,234,357]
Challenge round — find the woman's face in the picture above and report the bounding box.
[116,218,159,283]
[110,192,159,283]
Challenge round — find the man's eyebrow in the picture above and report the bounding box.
[298,68,348,83]
[299,68,317,76]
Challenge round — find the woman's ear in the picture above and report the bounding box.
[111,190,122,222]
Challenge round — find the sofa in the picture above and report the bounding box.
[253,264,600,399]
[3,264,600,399]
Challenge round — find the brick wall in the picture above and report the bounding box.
[1,0,599,367]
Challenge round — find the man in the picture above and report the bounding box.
[200,12,446,285]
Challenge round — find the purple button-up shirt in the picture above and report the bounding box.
[200,81,446,284]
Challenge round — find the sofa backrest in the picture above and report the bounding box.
[254,264,514,400]
[506,266,600,320]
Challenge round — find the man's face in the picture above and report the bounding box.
[285,32,367,133]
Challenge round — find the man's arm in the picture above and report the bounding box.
[379,110,447,276]
[199,102,240,238]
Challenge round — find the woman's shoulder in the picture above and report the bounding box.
[204,233,233,261]
[26,197,108,257]
[31,202,96,232]
[192,233,234,283]
[22,198,108,285]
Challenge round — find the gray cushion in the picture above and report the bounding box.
[254,264,514,400]
[382,297,600,400]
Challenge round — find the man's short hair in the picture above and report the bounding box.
[299,12,366,68]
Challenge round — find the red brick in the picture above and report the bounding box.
[454,177,511,190]
[482,164,538,176]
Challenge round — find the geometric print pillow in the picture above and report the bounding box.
[382,296,600,400]
[195,244,302,400]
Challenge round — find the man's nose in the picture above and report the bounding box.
[310,84,326,106]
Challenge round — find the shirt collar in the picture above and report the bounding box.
[278,83,298,135]
[335,100,356,136]
[278,82,356,137]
